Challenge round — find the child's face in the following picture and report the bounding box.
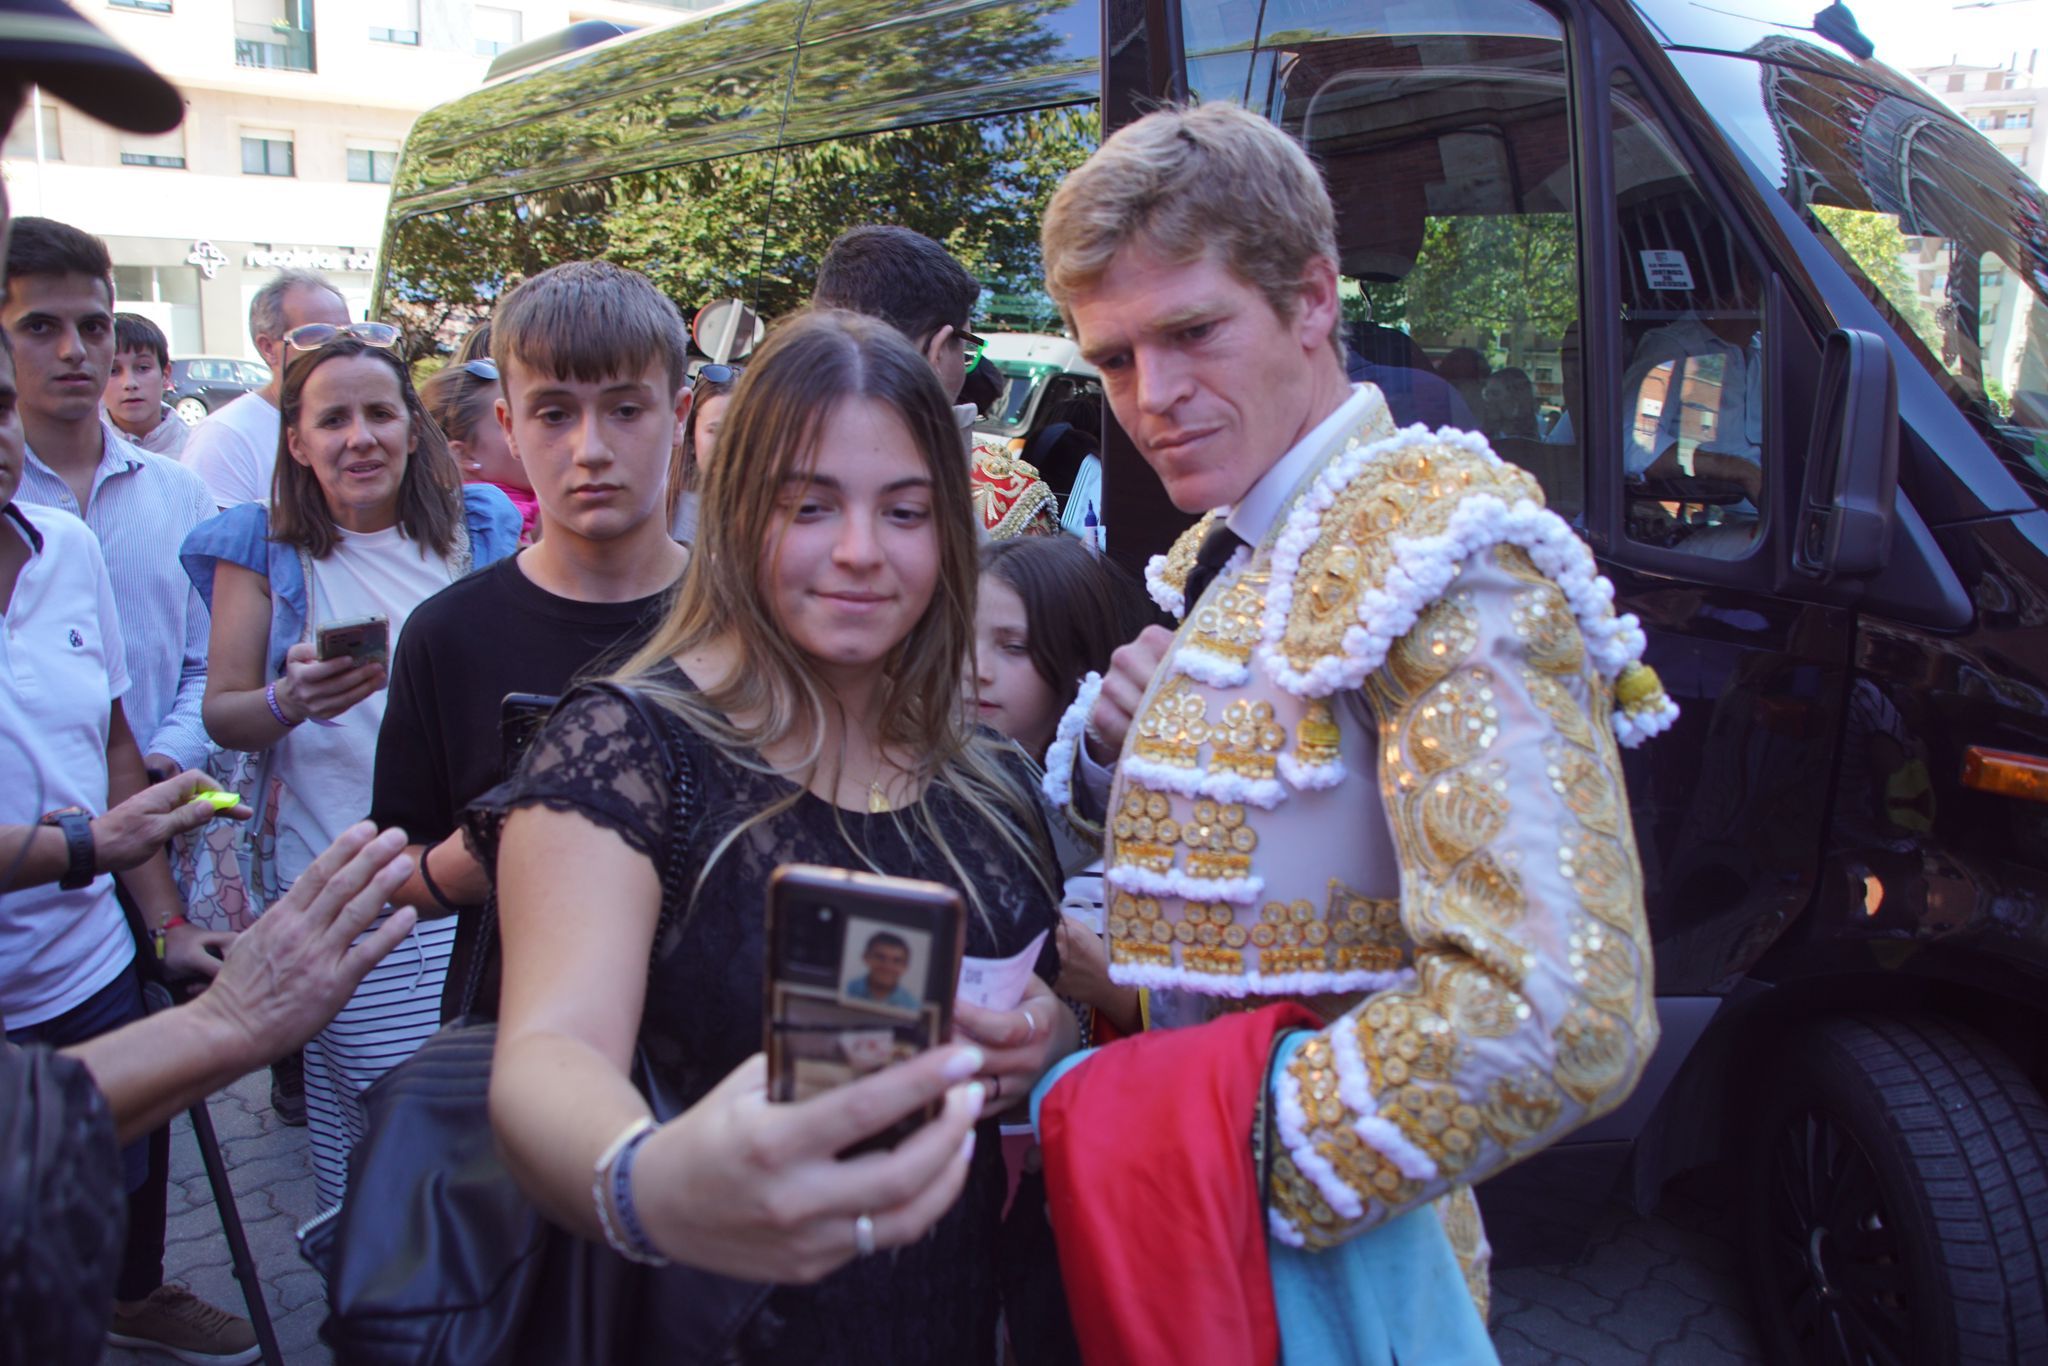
[973,573,1060,760]
[105,347,169,433]
[452,380,527,491]
[499,354,686,545]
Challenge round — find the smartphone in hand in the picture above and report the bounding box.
[315,615,390,666]
[764,864,965,1155]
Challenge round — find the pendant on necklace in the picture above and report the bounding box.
[867,778,891,814]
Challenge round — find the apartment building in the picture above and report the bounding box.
[1,0,697,359]
[1913,52,2044,178]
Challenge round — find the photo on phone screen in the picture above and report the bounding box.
[765,865,963,1152]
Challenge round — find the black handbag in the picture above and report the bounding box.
[301,682,773,1364]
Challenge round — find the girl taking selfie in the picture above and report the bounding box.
[471,309,1071,1363]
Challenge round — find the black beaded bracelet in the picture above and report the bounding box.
[416,843,471,914]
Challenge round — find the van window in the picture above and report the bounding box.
[379,106,1095,358]
[1672,45,2048,505]
[1611,71,1767,561]
[1203,0,1585,519]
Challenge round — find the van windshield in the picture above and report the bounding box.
[1673,45,2048,501]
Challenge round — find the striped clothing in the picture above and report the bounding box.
[17,418,214,769]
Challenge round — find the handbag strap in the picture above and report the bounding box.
[454,681,701,1019]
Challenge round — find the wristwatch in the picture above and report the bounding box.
[39,806,97,890]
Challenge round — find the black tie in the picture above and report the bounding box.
[1184,522,1249,609]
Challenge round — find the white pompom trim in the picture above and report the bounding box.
[1332,1020,1439,1182]
[1118,754,1289,810]
[1144,553,1184,618]
[1274,1061,1366,1220]
[1614,693,1681,748]
[1257,424,1675,749]
[1104,862,1262,903]
[1040,673,1102,809]
[1170,645,1252,688]
[1269,1207,1308,1249]
[1107,961,1415,998]
[1277,753,1347,791]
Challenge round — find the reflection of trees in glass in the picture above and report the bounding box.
[1359,215,1577,358]
[1812,205,1942,358]
[381,104,1097,358]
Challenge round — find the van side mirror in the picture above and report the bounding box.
[1792,328,1897,581]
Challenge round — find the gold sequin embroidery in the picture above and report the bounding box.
[1187,572,1267,664]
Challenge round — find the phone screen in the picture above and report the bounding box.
[764,865,964,1153]
[316,617,390,666]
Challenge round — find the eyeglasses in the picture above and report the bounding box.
[284,321,401,352]
[959,330,988,367]
[460,358,500,381]
[694,363,742,387]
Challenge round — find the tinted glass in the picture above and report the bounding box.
[1675,45,2048,504]
[1611,70,1767,559]
[1216,0,1584,518]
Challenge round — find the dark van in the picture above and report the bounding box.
[377,3,2048,1360]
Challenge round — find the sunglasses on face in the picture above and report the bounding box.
[694,363,742,387]
[460,358,500,381]
[284,321,402,352]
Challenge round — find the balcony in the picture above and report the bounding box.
[235,21,315,72]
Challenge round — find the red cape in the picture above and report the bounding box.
[1038,1003,1322,1365]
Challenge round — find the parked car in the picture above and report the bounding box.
[376,5,2048,1361]
[168,356,270,426]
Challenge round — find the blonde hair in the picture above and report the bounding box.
[1041,102,1342,351]
[616,309,1055,919]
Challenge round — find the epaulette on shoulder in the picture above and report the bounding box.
[1143,510,1222,619]
[1257,425,1677,746]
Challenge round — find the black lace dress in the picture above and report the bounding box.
[468,679,1060,1365]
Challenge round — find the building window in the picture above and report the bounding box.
[347,146,398,183]
[120,126,185,168]
[1,103,60,160]
[2013,110,2033,128]
[1987,70,2006,91]
[368,0,420,45]
[1948,74,1966,91]
[234,0,315,71]
[475,5,521,57]
[242,131,295,176]
[111,0,173,11]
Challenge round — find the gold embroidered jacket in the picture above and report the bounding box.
[1046,392,1675,1254]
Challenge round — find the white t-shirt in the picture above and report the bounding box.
[184,391,281,508]
[0,505,136,1027]
[269,524,459,893]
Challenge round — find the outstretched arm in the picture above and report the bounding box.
[1268,544,1659,1248]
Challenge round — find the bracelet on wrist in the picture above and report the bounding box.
[592,1117,669,1266]
[265,679,302,729]
[416,842,475,914]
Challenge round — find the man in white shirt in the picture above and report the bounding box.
[5,218,214,783]
[182,268,347,508]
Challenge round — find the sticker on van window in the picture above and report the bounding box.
[1640,250,1695,291]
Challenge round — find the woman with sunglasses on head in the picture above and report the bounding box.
[668,361,738,546]
[181,332,522,1208]
[423,352,539,544]
[472,309,1073,1360]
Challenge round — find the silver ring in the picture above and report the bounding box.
[853,1212,876,1258]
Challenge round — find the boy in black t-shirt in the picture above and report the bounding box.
[370,262,693,1016]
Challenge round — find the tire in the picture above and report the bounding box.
[1740,1013,2048,1366]
[173,396,209,426]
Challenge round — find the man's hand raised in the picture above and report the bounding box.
[89,769,251,874]
[1086,624,1173,764]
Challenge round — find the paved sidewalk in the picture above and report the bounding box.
[109,1075,1766,1366]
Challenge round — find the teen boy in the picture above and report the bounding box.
[370,261,691,1016]
[103,312,186,459]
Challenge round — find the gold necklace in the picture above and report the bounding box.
[867,776,891,814]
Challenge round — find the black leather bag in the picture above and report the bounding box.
[301,683,772,1365]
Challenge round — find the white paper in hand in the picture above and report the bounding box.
[955,929,1049,1012]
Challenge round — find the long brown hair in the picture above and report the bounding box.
[982,536,1160,718]
[270,338,462,559]
[618,309,1054,918]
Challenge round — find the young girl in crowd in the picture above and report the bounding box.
[421,349,539,545]
[975,535,1154,1036]
[668,360,737,545]
[182,332,522,1209]
[471,309,1072,1363]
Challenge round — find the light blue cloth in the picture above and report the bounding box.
[181,485,521,682]
[1030,1038,1498,1366]
[1059,453,1103,546]
[18,419,216,768]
